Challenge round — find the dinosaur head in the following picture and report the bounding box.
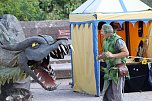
[1,35,72,91]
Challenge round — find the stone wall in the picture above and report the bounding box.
[20,20,70,39]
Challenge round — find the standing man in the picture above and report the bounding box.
[97,24,129,101]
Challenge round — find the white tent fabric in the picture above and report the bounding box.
[72,0,151,14]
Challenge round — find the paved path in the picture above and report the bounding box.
[31,79,152,101]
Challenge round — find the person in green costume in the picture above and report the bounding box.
[97,24,129,101]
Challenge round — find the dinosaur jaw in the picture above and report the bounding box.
[49,44,70,59]
[29,55,57,91]
[33,66,57,91]
[28,43,72,91]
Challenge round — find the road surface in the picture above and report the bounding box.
[31,79,152,101]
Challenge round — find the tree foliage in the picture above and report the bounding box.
[141,0,152,8]
[0,0,86,21]
[0,0,45,21]
[39,0,86,20]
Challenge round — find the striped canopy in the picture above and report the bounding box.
[72,0,151,14]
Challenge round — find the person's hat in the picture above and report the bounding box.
[101,24,113,34]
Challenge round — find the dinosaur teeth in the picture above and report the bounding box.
[36,73,39,77]
[44,68,49,72]
[51,51,55,55]
[5,96,14,101]
[50,68,53,72]
[60,53,63,58]
[55,52,58,57]
[61,44,67,54]
[51,75,56,80]
[55,50,57,53]
[58,46,61,52]
[70,45,74,52]
[38,77,42,81]
[42,81,45,84]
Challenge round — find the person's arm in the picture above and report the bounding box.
[104,47,129,58]
[104,38,129,58]
[96,52,106,60]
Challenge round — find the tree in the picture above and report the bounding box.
[39,0,86,20]
[0,0,86,21]
[141,0,152,7]
[0,0,46,21]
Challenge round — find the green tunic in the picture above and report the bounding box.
[102,33,126,83]
[101,33,128,101]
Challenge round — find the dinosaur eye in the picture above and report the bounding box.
[32,42,39,47]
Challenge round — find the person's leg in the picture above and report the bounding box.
[104,77,125,101]
[102,80,110,101]
[105,80,115,101]
[103,90,109,101]
[111,77,125,101]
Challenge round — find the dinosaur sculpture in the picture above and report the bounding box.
[0,14,72,101]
